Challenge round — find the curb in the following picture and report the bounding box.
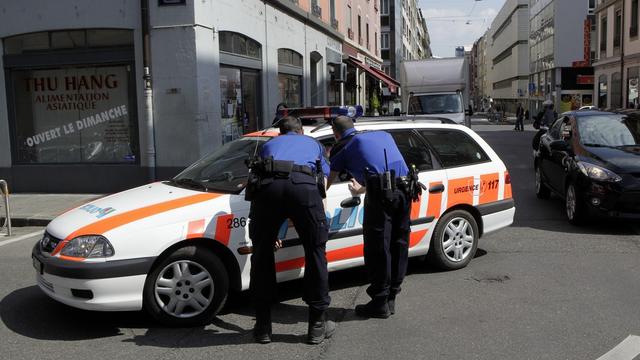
[0,217,51,227]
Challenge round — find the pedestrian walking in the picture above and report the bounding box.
[327,116,415,319]
[246,116,335,345]
[515,103,524,131]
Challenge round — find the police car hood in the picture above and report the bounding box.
[46,182,225,240]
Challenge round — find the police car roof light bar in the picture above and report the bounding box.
[276,105,363,121]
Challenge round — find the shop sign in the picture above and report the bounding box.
[365,57,382,70]
[13,66,135,163]
[577,75,594,85]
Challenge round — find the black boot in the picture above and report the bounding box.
[387,294,396,315]
[307,308,336,345]
[355,298,390,319]
[253,306,272,344]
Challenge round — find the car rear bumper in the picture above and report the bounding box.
[477,199,515,235]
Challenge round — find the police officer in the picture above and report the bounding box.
[328,115,411,318]
[248,116,335,345]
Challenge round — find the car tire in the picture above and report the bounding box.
[565,182,586,225]
[427,210,479,271]
[143,245,229,327]
[535,164,551,199]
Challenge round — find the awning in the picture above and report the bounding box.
[346,58,400,94]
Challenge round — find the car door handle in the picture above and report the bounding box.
[429,184,445,193]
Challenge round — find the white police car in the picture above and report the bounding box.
[32,106,515,326]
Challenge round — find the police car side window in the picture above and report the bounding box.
[419,130,490,168]
[387,130,433,171]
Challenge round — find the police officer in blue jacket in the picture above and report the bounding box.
[328,115,411,318]
[248,116,335,345]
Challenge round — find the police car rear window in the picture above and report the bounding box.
[418,130,490,168]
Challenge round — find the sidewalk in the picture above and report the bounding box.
[0,193,103,227]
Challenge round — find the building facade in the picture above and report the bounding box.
[594,0,640,109]
[528,0,595,115]
[379,0,432,112]
[0,0,354,192]
[472,33,491,111]
[487,0,530,114]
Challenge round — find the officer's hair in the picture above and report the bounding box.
[278,116,302,133]
[332,115,355,134]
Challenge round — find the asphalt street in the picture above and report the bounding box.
[1,125,639,360]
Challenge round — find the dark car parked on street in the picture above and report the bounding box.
[533,111,640,224]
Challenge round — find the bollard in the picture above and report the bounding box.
[0,180,11,236]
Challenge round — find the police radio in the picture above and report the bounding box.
[381,149,395,205]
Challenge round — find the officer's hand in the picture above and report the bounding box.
[274,239,283,251]
[348,179,365,195]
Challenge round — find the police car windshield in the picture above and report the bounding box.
[172,136,270,193]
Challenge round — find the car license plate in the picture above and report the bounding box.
[32,257,43,275]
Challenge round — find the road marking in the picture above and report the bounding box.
[596,335,640,360]
[0,230,44,247]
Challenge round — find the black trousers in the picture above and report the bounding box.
[516,116,524,130]
[362,187,411,301]
[248,172,330,312]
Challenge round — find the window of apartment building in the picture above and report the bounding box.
[358,15,362,45]
[381,32,389,49]
[628,67,639,108]
[614,10,622,48]
[632,0,639,37]
[366,23,370,49]
[375,32,378,54]
[382,64,390,75]
[600,16,607,54]
[611,72,622,108]
[346,5,353,38]
[381,0,389,15]
[330,0,336,21]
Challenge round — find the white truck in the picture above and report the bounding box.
[400,57,471,125]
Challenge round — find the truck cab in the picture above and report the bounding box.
[407,91,466,124]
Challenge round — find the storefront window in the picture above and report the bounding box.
[598,74,608,108]
[219,32,262,143]
[277,49,303,107]
[4,30,138,164]
[10,65,137,164]
[627,67,639,109]
[278,74,302,108]
[611,72,622,109]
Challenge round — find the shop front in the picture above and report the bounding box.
[219,31,263,143]
[2,29,143,192]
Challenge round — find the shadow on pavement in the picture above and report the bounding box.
[477,130,638,236]
[0,286,149,340]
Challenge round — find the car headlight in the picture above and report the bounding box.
[60,235,115,258]
[576,162,622,182]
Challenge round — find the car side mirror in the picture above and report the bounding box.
[340,197,361,208]
[561,124,572,139]
[549,139,569,152]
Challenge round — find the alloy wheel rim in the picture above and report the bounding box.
[442,217,474,262]
[154,260,214,318]
[566,185,576,220]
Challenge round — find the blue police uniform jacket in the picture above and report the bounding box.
[260,131,330,175]
[330,128,409,185]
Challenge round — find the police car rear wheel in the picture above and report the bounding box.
[143,246,228,327]
[428,210,479,271]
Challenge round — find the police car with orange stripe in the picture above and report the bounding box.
[32,106,515,326]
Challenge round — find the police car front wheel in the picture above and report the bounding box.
[428,210,479,271]
[143,245,229,326]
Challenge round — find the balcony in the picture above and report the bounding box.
[331,18,339,30]
[312,4,322,18]
[348,28,354,40]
